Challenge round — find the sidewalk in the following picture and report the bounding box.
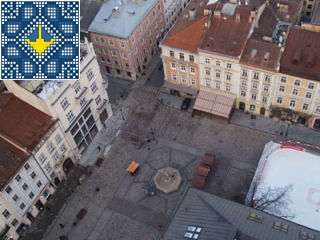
[133,52,162,88]
[230,110,320,148]
[79,105,130,166]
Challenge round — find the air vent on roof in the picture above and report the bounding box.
[127,10,136,15]
[112,7,119,16]
[104,14,112,21]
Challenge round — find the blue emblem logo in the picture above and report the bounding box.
[1,1,80,80]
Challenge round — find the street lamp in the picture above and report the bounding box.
[285,123,291,137]
[150,128,157,144]
[120,108,125,120]
[150,128,155,141]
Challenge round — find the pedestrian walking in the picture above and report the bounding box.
[59,223,65,229]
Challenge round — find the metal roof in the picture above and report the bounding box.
[162,188,320,240]
[88,0,158,38]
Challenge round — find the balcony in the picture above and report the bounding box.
[97,99,108,111]
[75,87,88,100]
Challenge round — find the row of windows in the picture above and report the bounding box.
[242,70,271,82]
[169,51,195,62]
[3,210,22,229]
[241,80,270,92]
[276,97,315,111]
[95,6,162,46]
[171,73,196,85]
[281,77,315,89]
[205,80,232,92]
[98,48,125,58]
[170,63,196,73]
[94,37,126,48]
[279,86,313,98]
[6,178,42,196]
[240,91,268,102]
[101,57,131,68]
[204,58,232,69]
[62,82,99,122]
[40,148,64,165]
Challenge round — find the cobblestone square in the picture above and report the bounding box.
[22,58,320,240]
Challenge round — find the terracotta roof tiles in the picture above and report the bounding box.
[0,137,28,189]
[161,0,210,53]
[162,16,208,53]
[280,27,320,80]
[200,3,252,58]
[240,39,281,71]
[0,93,56,151]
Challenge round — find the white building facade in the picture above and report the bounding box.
[0,153,54,240]
[4,39,113,154]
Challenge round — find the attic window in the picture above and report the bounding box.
[263,52,270,61]
[184,226,202,239]
[250,49,257,58]
[273,221,288,233]
[248,212,263,223]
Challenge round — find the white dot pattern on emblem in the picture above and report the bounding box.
[1,1,79,80]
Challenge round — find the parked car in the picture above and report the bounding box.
[181,98,191,110]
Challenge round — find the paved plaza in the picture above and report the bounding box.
[22,56,320,240]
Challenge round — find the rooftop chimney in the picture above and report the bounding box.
[306,52,315,68]
[236,13,240,22]
[292,48,302,65]
[189,8,196,20]
[214,10,221,18]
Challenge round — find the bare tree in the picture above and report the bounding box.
[248,182,294,219]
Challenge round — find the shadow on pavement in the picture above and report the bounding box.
[22,166,85,240]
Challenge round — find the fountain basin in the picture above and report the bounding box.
[153,167,181,194]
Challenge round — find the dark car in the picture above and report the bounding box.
[181,98,191,110]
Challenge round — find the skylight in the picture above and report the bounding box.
[184,226,202,239]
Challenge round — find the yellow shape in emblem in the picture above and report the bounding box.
[26,25,55,55]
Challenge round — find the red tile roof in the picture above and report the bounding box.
[269,0,302,24]
[280,27,320,80]
[0,93,56,151]
[240,39,281,71]
[199,3,252,58]
[161,12,208,53]
[160,0,214,53]
[251,6,278,40]
[0,136,29,189]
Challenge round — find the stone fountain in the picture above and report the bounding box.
[153,167,181,194]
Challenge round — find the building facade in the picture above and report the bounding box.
[160,0,320,128]
[89,0,165,81]
[163,0,183,32]
[0,93,75,239]
[4,39,113,153]
[160,4,209,97]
